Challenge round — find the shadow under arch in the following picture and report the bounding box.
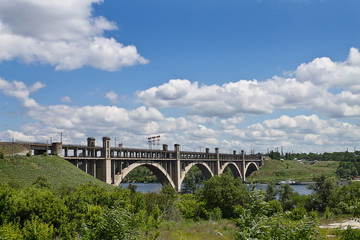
[245,162,260,177]
[114,162,175,189]
[179,162,214,188]
[219,162,242,179]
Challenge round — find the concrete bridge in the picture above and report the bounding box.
[30,137,264,191]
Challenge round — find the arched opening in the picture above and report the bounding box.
[122,166,159,183]
[114,163,175,190]
[180,163,214,193]
[245,162,259,177]
[220,162,242,179]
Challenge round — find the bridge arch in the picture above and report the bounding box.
[179,162,214,188]
[219,162,242,179]
[114,162,175,189]
[245,162,259,177]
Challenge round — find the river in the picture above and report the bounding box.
[119,182,313,195]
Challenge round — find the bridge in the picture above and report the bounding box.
[29,137,264,191]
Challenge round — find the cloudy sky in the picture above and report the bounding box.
[1,0,360,154]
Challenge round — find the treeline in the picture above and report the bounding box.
[269,150,360,161]
[1,173,360,239]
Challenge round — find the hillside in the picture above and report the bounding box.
[0,155,113,189]
[247,159,339,183]
[0,142,30,155]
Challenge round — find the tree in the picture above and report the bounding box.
[264,182,277,202]
[197,173,249,218]
[306,174,337,212]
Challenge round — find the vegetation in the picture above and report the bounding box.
[0,155,112,189]
[0,142,29,156]
[2,154,360,239]
[247,159,339,183]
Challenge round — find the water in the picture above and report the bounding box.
[119,182,313,195]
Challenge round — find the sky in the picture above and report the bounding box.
[1,0,360,154]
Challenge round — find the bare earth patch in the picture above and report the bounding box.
[320,218,360,229]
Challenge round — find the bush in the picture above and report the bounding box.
[81,207,140,240]
[197,174,249,218]
[178,194,207,221]
[22,216,54,240]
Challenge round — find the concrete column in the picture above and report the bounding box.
[93,160,97,178]
[102,137,112,184]
[163,144,168,151]
[83,159,88,173]
[87,137,95,147]
[215,148,220,175]
[174,144,181,191]
[51,142,63,156]
[241,150,245,182]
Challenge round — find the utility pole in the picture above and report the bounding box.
[58,131,65,143]
[11,137,14,157]
[112,137,120,148]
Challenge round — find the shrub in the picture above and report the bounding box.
[22,216,54,240]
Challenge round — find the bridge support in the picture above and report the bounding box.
[174,144,181,191]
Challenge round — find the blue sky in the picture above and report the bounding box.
[1,0,360,153]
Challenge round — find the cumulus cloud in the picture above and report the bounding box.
[223,114,360,152]
[0,0,148,71]
[0,77,44,107]
[138,48,360,119]
[61,96,72,103]
[105,91,118,104]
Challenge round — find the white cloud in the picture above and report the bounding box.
[105,91,118,104]
[0,0,148,71]
[138,48,360,119]
[61,96,72,103]
[225,114,360,153]
[0,77,44,107]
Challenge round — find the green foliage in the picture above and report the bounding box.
[0,152,4,159]
[0,222,23,240]
[197,173,249,218]
[26,152,31,157]
[208,207,222,221]
[306,174,337,212]
[182,175,197,194]
[336,226,360,240]
[178,194,207,221]
[32,176,51,189]
[277,183,300,211]
[234,189,318,240]
[81,207,140,240]
[22,216,54,240]
[264,181,276,202]
[123,166,159,183]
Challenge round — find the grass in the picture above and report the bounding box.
[247,159,339,183]
[0,142,30,155]
[0,155,113,190]
[148,219,237,240]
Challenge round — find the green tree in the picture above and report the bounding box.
[264,181,277,202]
[197,173,249,218]
[306,174,337,212]
[278,184,299,211]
